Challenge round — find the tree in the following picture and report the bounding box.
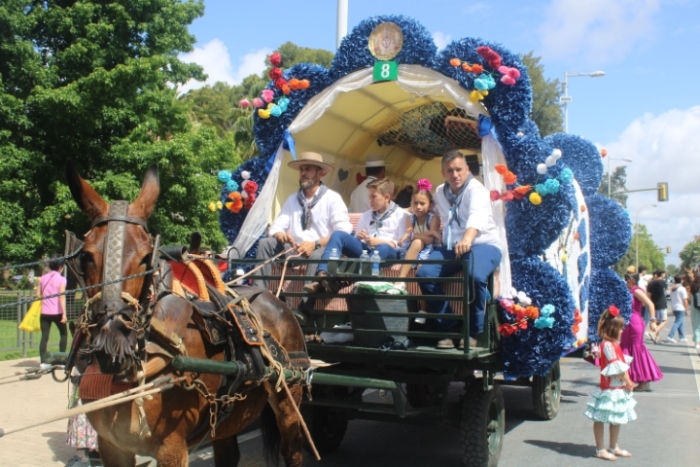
[679,238,700,270]
[613,224,665,275]
[598,165,629,207]
[521,52,564,137]
[0,0,235,263]
[666,264,680,276]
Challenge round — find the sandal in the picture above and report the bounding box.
[610,447,632,458]
[595,449,617,461]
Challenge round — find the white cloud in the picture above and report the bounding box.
[539,0,660,63]
[178,40,271,94]
[432,31,452,51]
[602,106,700,264]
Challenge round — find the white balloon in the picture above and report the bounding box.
[537,163,548,174]
[545,155,557,167]
[241,191,249,199]
[241,170,251,180]
[551,148,562,160]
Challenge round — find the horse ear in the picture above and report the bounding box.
[65,159,108,221]
[132,163,160,219]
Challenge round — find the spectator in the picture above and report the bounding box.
[646,269,668,343]
[37,254,67,371]
[665,274,689,343]
[349,155,388,213]
[689,266,700,350]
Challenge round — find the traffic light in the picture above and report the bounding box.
[666,246,671,254]
[657,182,668,202]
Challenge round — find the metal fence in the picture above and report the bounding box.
[0,290,85,356]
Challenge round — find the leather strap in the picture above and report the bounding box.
[101,201,129,311]
[92,214,149,230]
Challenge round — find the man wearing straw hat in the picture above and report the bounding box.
[349,154,388,213]
[253,152,352,290]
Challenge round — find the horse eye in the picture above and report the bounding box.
[81,252,94,267]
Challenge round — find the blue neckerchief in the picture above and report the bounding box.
[370,202,397,236]
[443,174,473,250]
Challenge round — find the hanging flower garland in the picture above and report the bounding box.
[489,149,575,207]
[497,289,556,336]
[449,46,522,102]
[213,170,258,214]
[238,52,311,119]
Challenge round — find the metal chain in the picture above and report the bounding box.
[0,248,82,272]
[0,268,155,310]
[180,376,246,437]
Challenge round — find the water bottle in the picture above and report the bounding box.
[359,250,370,275]
[370,250,381,276]
[328,248,339,275]
[235,267,245,285]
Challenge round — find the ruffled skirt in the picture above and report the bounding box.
[584,388,637,424]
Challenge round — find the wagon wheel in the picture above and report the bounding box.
[460,382,504,467]
[406,383,444,408]
[301,406,348,455]
[531,360,561,420]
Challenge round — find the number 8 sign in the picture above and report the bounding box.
[373,61,398,82]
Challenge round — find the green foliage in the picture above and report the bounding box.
[521,52,564,137]
[679,238,700,270]
[598,165,629,207]
[666,264,680,276]
[0,0,237,263]
[613,224,665,275]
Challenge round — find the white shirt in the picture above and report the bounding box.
[269,189,352,243]
[349,176,377,213]
[434,179,501,250]
[670,285,688,311]
[355,204,409,248]
[638,275,649,290]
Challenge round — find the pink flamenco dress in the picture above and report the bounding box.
[584,340,637,424]
[619,286,663,384]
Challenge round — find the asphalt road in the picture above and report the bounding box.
[189,318,700,467]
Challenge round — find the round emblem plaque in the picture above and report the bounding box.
[368,22,404,60]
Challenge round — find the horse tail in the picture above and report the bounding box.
[260,403,281,466]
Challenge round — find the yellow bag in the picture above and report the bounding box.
[19,300,42,332]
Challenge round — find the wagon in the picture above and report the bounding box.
[208,15,625,467]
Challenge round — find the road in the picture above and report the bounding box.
[190,320,700,467]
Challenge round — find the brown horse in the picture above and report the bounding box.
[65,161,307,467]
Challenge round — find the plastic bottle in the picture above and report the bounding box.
[328,248,339,274]
[359,250,370,275]
[235,267,245,285]
[370,250,381,276]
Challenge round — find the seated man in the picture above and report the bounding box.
[253,152,352,290]
[305,178,409,293]
[416,150,502,349]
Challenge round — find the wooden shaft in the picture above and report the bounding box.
[224,247,294,285]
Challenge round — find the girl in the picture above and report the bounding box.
[584,305,636,461]
[37,254,68,371]
[395,179,441,288]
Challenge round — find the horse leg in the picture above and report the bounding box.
[212,435,241,467]
[97,435,136,467]
[154,436,189,467]
[266,384,305,467]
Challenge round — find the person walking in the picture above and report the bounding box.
[689,266,700,350]
[620,273,663,391]
[584,305,636,461]
[665,274,689,343]
[646,269,668,343]
[37,254,68,371]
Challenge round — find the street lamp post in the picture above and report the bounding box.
[607,156,633,197]
[635,204,657,270]
[562,71,606,133]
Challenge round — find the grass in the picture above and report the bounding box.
[0,319,63,361]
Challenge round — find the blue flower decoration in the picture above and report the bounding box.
[277,97,290,112]
[541,304,555,317]
[226,180,239,192]
[218,170,232,183]
[270,104,282,118]
[534,317,554,329]
[559,167,574,184]
[474,74,496,91]
[544,178,560,194]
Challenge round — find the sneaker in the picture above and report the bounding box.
[39,363,53,372]
[458,337,478,350]
[665,337,677,343]
[644,331,652,340]
[680,338,688,342]
[320,277,342,294]
[436,338,455,349]
[303,281,324,293]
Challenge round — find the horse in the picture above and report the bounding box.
[64,160,308,467]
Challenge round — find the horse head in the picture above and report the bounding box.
[66,160,160,378]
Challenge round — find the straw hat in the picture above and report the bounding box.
[363,154,391,168]
[287,152,334,174]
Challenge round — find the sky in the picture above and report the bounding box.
[180,0,700,266]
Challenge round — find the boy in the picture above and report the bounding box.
[665,274,689,343]
[305,178,409,293]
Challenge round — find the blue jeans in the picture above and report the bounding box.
[317,231,399,273]
[667,310,686,340]
[415,244,501,335]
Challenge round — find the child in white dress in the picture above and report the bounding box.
[584,305,637,461]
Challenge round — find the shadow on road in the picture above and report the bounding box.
[523,439,592,459]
